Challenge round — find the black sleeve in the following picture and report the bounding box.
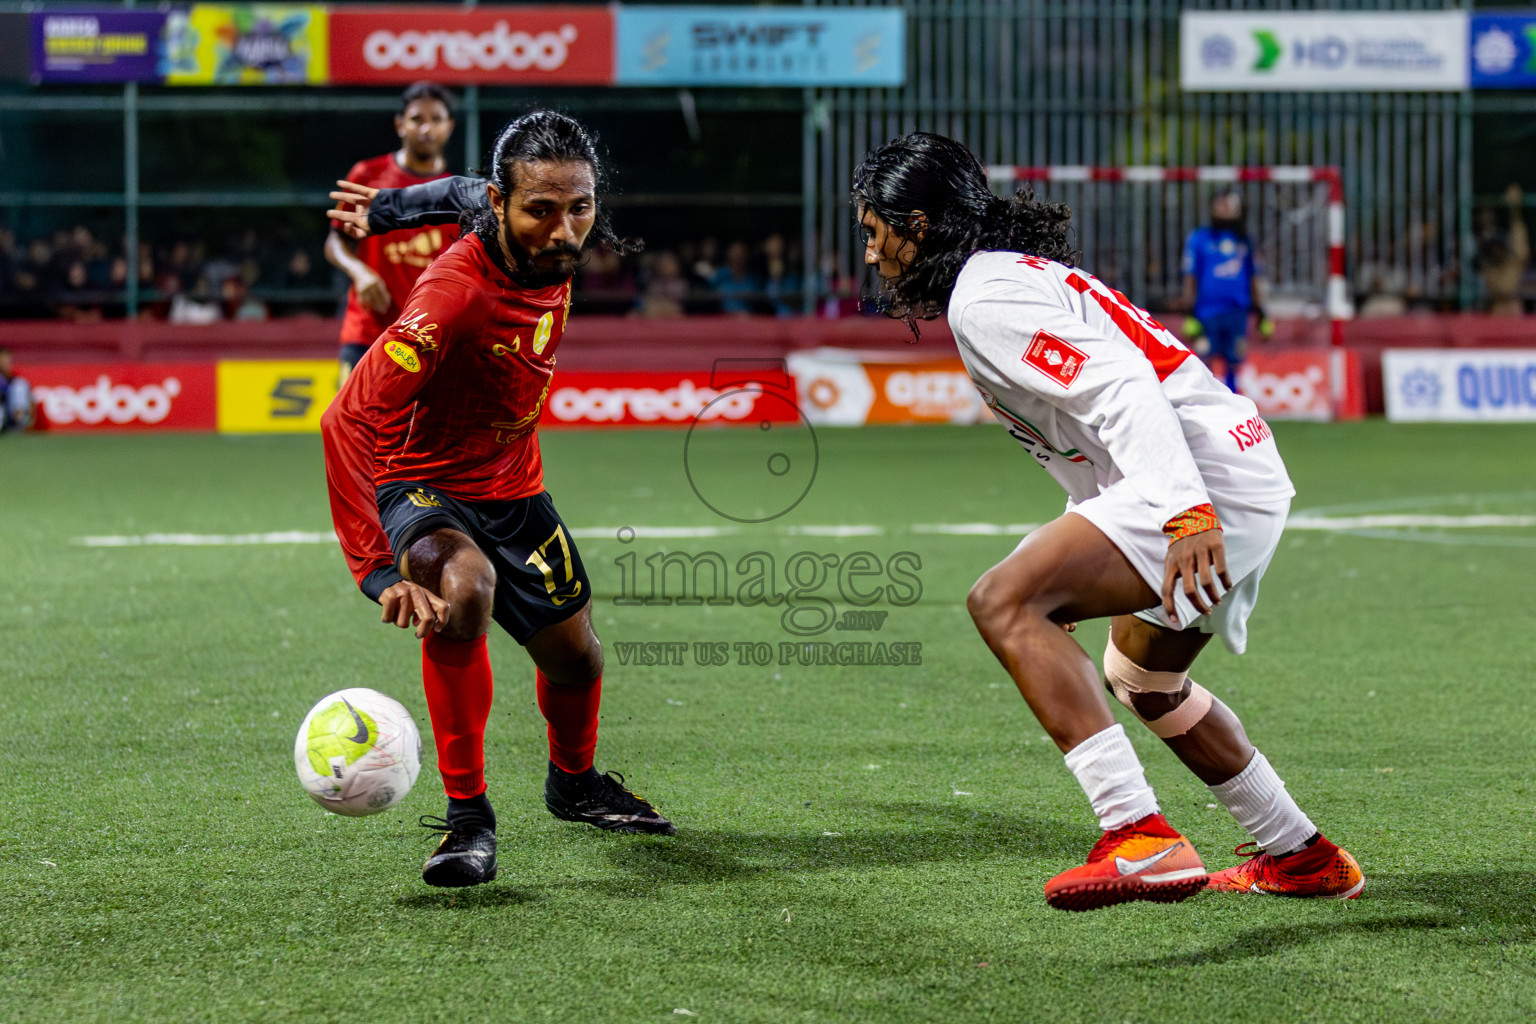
[366,176,490,234]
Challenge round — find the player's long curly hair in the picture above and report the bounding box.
[853,132,1078,331]
[467,110,641,277]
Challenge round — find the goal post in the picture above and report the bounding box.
[985,165,1349,346]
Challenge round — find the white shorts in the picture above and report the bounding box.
[1066,486,1290,655]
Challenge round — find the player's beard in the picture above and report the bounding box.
[500,225,582,288]
[1212,215,1245,235]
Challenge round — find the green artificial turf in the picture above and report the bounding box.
[2,422,1535,1023]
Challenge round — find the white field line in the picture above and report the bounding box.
[569,526,737,539]
[74,531,338,547]
[784,525,886,537]
[1286,514,1536,530]
[69,513,1536,548]
[911,523,1043,536]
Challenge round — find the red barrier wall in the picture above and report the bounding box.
[9,314,1536,413]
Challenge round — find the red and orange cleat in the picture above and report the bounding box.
[1205,835,1364,899]
[1044,813,1209,912]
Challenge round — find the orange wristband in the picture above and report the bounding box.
[1164,503,1222,542]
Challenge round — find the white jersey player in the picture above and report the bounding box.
[854,131,1362,911]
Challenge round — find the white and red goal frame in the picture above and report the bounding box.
[986,165,1348,346]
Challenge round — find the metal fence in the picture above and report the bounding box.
[809,0,1470,314]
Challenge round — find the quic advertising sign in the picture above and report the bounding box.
[29,363,217,432]
[1384,349,1536,423]
[328,5,613,85]
[1181,11,1469,92]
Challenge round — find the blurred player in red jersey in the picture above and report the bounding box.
[322,112,674,889]
[853,133,1362,911]
[325,81,458,388]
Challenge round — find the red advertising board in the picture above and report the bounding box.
[1237,349,1365,422]
[329,5,614,85]
[27,362,217,431]
[541,372,801,428]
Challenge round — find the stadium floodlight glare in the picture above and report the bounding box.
[986,165,1349,346]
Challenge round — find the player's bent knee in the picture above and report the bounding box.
[539,642,602,688]
[1103,637,1213,739]
[438,557,495,641]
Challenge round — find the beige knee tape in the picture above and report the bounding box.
[1104,638,1214,739]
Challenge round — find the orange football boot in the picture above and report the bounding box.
[1205,835,1364,899]
[1044,813,1209,912]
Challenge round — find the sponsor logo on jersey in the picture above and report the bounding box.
[407,489,443,508]
[395,309,439,349]
[492,337,521,357]
[384,341,421,373]
[532,311,555,355]
[1023,330,1089,388]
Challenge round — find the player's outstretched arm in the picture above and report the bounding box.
[329,181,380,240]
[379,580,450,639]
[331,175,490,240]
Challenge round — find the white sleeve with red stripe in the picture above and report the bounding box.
[953,265,1212,527]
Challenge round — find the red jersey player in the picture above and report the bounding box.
[325,81,459,387]
[322,112,673,889]
[853,133,1361,911]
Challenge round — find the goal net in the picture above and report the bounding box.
[986,165,1349,345]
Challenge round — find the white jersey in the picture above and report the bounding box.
[948,251,1294,527]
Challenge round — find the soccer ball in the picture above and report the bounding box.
[294,688,422,816]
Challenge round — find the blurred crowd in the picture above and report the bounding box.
[0,223,860,322]
[14,213,1531,323]
[0,224,335,323]
[574,234,863,319]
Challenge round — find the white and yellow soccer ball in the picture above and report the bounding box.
[294,688,421,816]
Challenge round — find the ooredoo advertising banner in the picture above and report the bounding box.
[541,372,800,429]
[1181,11,1469,92]
[30,10,167,84]
[1237,349,1365,422]
[614,6,905,87]
[29,363,217,432]
[1384,349,1536,422]
[163,4,328,86]
[329,5,613,85]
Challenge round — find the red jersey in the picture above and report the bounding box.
[336,153,459,345]
[322,232,573,591]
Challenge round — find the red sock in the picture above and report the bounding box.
[421,633,494,798]
[536,671,601,774]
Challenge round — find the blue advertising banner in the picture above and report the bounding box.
[1470,14,1536,88]
[614,6,904,87]
[30,10,167,83]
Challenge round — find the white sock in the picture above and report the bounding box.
[1208,750,1317,856]
[1063,723,1161,830]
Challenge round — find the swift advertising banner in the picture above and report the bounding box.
[1181,11,1468,92]
[163,5,328,85]
[1384,349,1536,422]
[1470,15,1536,89]
[216,359,339,433]
[29,363,217,432]
[328,6,613,85]
[614,6,905,87]
[30,10,166,84]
